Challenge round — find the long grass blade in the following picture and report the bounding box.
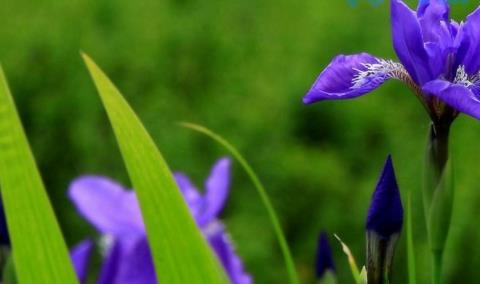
[0,67,78,283]
[82,54,227,283]
[180,122,299,284]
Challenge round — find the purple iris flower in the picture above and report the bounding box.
[315,232,335,279]
[68,157,252,284]
[304,0,480,123]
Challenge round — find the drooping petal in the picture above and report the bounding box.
[316,232,335,279]
[423,79,480,120]
[70,239,94,284]
[457,7,480,74]
[200,158,231,225]
[174,172,204,219]
[68,176,145,236]
[303,53,392,104]
[391,0,434,84]
[366,155,403,239]
[206,222,252,284]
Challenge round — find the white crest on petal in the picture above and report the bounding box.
[98,234,114,257]
[351,59,407,89]
[454,65,480,87]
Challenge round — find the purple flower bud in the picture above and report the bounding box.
[315,232,335,279]
[366,155,403,238]
[366,155,403,284]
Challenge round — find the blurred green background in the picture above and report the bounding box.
[1,0,480,283]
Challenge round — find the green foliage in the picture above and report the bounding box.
[0,68,78,284]
[181,122,299,284]
[82,54,227,283]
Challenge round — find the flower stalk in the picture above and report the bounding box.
[424,122,454,284]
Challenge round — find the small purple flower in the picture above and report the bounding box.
[69,157,252,284]
[304,0,480,123]
[366,155,403,238]
[315,232,335,279]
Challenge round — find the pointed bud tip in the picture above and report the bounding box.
[366,155,404,238]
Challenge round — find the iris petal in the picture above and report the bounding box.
[391,0,433,85]
[303,53,387,104]
[116,238,157,284]
[417,0,449,17]
[457,7,480,75]
[201,158,231,225]
[423,80,480,120]
[207,222,252,284]
[70,239,93,284]
[68,176,144,236]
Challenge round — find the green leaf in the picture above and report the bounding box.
[0,67,78,283]
[333,234,360,283]
[82,54,227,283]
[406,192,416,284]
[357,266,367,284]
[180,122,299,284]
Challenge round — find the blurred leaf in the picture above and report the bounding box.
[0,68,78,283]
[180,122,299,284]
[407,192,416,284]
[333,234,360,283]
[82,54,227,283]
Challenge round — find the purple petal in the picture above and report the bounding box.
[68,176,145,236]
[98,240,122,284]
[174,172,204,220]
[417,0,449,17]
[316,232,335,279]
[417,0,457,79]
[200,158,231,225]
[457,7,480,74]
[70,239,93,283]
[303,53,386,104]
[115,237,157,284]
[423,80,480,120]
[207,223,252,284]
[366,156,403,239]
[391,0,433,84]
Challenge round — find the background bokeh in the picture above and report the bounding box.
[1,0,480,283]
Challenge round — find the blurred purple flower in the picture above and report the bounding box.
[304,0,480,123]
[315,232,335,279]
[69,157,252,284]
[366,155,403,238]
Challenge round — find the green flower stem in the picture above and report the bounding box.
[424,121,452,284]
